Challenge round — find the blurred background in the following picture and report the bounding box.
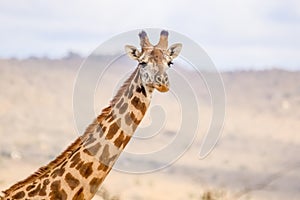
[1,0,299,70]
[0,0,299,200]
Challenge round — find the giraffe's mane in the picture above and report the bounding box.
[111,67,140,106]
[2,66,140,196]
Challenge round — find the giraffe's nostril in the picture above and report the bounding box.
[156,76,162,82]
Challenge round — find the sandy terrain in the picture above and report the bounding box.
[0,57,299,200]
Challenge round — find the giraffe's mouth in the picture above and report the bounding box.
[154,84,169,92]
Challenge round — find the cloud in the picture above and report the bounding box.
[0,0,299,70]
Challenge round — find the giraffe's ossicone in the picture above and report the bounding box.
[0,30,182,200]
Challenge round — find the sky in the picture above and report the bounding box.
[0,0,299,70]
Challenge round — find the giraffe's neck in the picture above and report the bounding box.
[1,67,153,200]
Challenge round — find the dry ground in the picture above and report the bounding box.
[0,58,299,200]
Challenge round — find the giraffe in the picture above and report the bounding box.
[0,30,182,200]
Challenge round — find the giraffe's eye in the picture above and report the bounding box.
[139,62,147,67]
[168,61,173,67]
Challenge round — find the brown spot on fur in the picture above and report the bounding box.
[12,191,25,199]
[113,131,131,149]
[39,180,49,196]
[83,134,96,147]
[123,135,131,148]
[124,87,129,96]
[116,98,124,109]
[97,106,111,122]
[136,85,147,97]
[89,177,103,194]
[97,163,109,172]
[28,183,41,197]
[106,119,121,140]
[130,112,141,126]
[119,103,128,114]
[130,112,137,129]
[106,112,116,123]
[131,96,146,115]
[128,85,134,99]
[50,189,67,200]
[99,145,117,166]
[70,152,81,168]
[71,152,81,162]
[39,179,49,196]
[124,112,132,126]
[65,172,80,190]
[132,121,138,131]
[75,161,84,170]
[51,167,65,178]
[50,180,60,192]
[60,189,67,200]
[61,161,68,168]
[26,184,35,191]
[44,179,50,185]
[72,187,84,200]
[83,143,101,156]
[50,180,67,200]
[109,154,118,165]
[97,124,106,137]
[99,145,110,165]
[114,131,125,148]
[79,162,93,178]
[39,188,47,196]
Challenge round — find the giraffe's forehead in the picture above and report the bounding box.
[151,48,164,60]
[143,48,167,64]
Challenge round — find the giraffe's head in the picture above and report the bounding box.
[125,30,182,92]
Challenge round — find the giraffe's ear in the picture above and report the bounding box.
[125,45,141,60]
[168,43,182,59]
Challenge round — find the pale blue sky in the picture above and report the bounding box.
[0,0,299,70]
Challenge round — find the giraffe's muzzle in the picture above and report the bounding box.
[153,73,169,92]
[154,84,169,92]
